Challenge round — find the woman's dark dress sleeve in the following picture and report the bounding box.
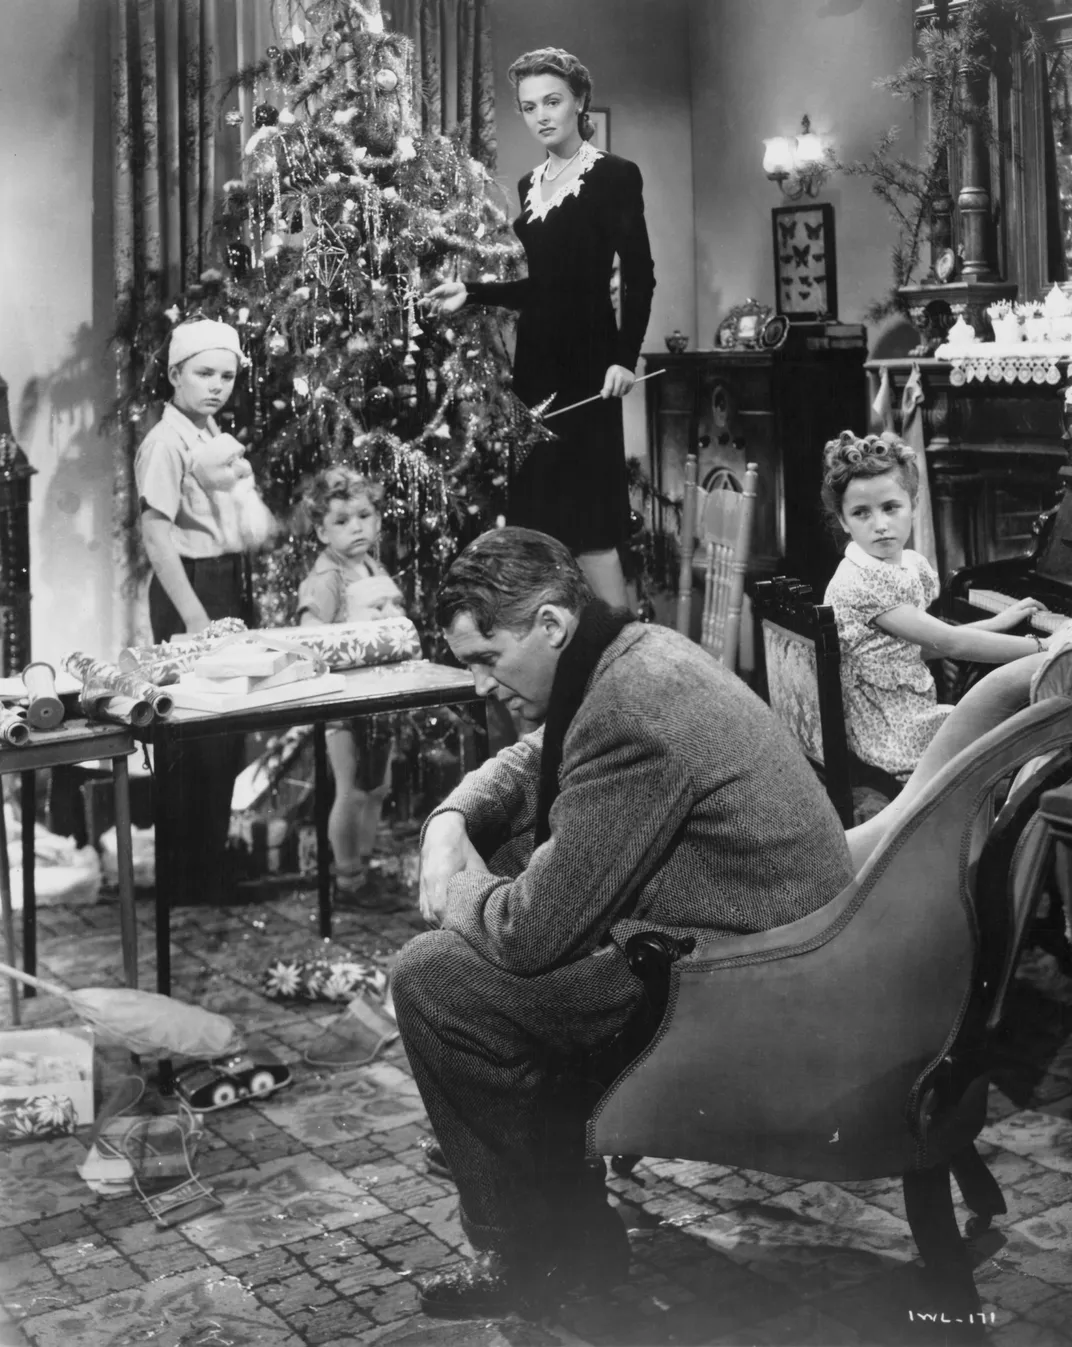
[466,153,656,552]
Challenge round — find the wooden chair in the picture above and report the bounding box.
[675,454,758,672]
[752,575,903,827]
[587,697,1072,1326]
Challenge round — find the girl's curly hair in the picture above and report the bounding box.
[507,47,596,142]
[820,430,919,529]
[303,466,383,528]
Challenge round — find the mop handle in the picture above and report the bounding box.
[0,961,71,1000]
[543,369,665,421]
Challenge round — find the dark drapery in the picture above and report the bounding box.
[394,0,497,165]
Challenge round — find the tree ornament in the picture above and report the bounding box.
[253,103,280,128]
[374,68,399,93]
[224,109,244,127]
[429,189,448,211]
[293,376,310,397]
[366,385,395,415]
[265,45,280,58]
[422,512,441,532]
[267,331,288,357]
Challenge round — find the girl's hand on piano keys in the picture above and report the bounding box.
[986,595,1046,631]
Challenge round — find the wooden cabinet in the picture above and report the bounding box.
[643,341,868,594]
[866,358,1071,580]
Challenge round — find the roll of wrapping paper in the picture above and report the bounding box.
[0,708,30,747]
[79,685,154,728]
[117,616,249,674]
[63,652,174,719]
[257,617,423,670]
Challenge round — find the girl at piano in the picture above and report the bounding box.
[822,431,1051,778]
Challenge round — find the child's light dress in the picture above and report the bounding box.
[823,541,953,778]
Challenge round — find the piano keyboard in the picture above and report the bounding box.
[967,588,1068,634]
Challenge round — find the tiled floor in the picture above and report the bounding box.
[2,851,1072,1347]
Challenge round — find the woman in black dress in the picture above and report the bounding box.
[428,47,656,608]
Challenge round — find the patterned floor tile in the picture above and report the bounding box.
[179,1155,392,1261]
[259,1063,426,1148]
[0,1140,90,1229]
[16,1268,298,1347]
[980,1111,1072,1174]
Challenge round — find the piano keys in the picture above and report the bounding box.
[943,466,1072,632]
[965,589,1068,634]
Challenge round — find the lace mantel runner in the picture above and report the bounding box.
[935,341,1072,386]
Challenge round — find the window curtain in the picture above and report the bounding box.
[392,0,497,165]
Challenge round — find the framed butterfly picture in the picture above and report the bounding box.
[771,203,837,320]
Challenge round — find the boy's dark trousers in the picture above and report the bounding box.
[149,554,252,905]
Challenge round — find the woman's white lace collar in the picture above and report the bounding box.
[524,142,602,223]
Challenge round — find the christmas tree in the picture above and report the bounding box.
[115,0,556,638]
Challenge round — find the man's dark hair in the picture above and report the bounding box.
[435,527,593,636]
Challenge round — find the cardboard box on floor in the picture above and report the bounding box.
[0,1026,94,1142]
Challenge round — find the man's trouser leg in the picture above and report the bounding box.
[392,929,643,1261]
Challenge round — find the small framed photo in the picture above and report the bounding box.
[589,107,610,153]
[772,203,837,319]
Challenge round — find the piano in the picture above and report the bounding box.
[943,466,1072,634]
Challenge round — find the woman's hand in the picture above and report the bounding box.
[424,281,468,316]
[601,364,636,399]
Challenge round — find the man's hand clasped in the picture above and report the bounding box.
[419,811,489,927]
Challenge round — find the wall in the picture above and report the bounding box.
[0,0,115,668]
[489,0,696,459]
[688,0,917,349]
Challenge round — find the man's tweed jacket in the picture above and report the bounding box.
[431,623,854,976]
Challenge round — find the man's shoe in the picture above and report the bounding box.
[417,1208,631,1320]
[418,1251,531,1320]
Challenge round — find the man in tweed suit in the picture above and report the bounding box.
[393,527,854,1320]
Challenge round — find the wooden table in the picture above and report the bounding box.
[135,660,485,999]
[0,720,138,1023]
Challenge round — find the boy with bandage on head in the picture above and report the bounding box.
[135,317,270,904]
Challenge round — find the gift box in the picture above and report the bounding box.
[0,1026,94,1142]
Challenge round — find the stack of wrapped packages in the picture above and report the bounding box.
[62,614,424,722]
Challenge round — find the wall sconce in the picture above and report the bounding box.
[763,115,829,199]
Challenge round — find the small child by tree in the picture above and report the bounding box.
[299,466,405,901]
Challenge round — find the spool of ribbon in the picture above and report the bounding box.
[0,707,30,747]
[21,662,64,730]
[63,653,174,719]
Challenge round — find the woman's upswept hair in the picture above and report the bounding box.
[507,47,596,142]
[820,430,919,527]
[435,527,593,635]
[303,465,383,528]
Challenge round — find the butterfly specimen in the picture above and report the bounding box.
[812,251,825,263]
[798,275,813,288]
[778,219,797,245]
[781,254,793,265]
[804,220,824,239]
[813,274,826,285]
[799,289,812,300]
[792,243,811,266]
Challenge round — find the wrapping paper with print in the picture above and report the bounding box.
[63,652,174,719]
[257,617,423,670]
[117,617,249,678]
[79,685,154,728]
